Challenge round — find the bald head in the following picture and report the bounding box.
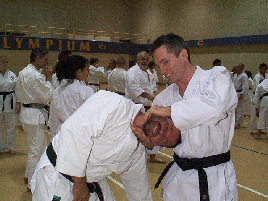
[137,51,150,71]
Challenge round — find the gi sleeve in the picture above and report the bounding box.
[126,70,144,98]
[171,69,238,130]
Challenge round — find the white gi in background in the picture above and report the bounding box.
[87,65,108,93]
[31,91,152,201]
[48,79,94,140]
[107,67,127,94]
[125,64,154,107]
[233,71,249,126]
[17,64,54,189]
[250,72,266,133]
[154,66,238,201]
[147,68,159,93]
[253,78,268,133]
[245,76,254,117]
[0,70,17,151]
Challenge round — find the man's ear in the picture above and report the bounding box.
[179,49,188,60]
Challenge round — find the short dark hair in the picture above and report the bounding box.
[58,50,72,62]
[56,55,89,82]
[259,63,267,69]
[245,71,252,79]
[30,47,48,63]
[213,59,221,65]
[152,33,190,61]
[148,61,155,69]
[90,58,99,65]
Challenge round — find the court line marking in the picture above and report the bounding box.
[232,144,267,156]
[158,151,268,198]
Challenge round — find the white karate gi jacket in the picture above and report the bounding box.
[147,68,159,92]
[32,91,152,201]
[153,66,238,201]
[233,72,249,100]
[48,79,94,135]
[125,64,154,106]
[253,72,265,92]
[0,70,17,112]
[107,67,127,93]
[87,65,108,92]
[17,64,54,125]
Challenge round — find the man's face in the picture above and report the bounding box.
[144,116,180,147]
[153,45,186,84]
[35,54,48,69]
[93,61,99,67]
[137,52,149,71]
[259,66,267,76]
[109,60,116,69]
[236,64,244,74]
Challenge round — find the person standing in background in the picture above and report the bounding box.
[87,58,108,93]
[253,77,268,139]
[16,47,54,191]
[250,63,267,134]
[107,56,127,95]
[48,55,94,141]
[126,51,165,163]
[212,58,221,66]
[244,71,253,118]
[233,63,249,129]
[0,55,21,155]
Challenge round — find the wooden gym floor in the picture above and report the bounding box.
[0,84,267,201]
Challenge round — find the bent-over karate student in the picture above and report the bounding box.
[48,55,94,141]
[0,55,21,155]
[132,34,238,201]
[253,78,268,139]
[31,90,180,201]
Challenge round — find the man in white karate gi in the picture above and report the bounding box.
[233,63,249,129]
[250,63,267,133]
[126,51,165,163]
[132,33,238,201]
[31,90,181,201]
[17,47,54,191]
[87,58,108,93]
[107,56,127,95]
[253,77,268,139]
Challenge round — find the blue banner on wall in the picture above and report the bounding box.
[0,35,151,54]
[0,34,267,53]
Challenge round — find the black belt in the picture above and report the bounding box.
[23,103,50,112]
[155,151,231,201]
[0,91,14,111]
[261,92,268,100]
[89,83,100,87]
[46,143,104,201]
[236,89,242,92]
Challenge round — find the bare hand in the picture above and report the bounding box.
[131,123,154,150]
[72,177,90,201]
[15,102,21,114]
[42,66,53,82]
[145,105,171,121]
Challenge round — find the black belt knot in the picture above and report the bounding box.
[236,89,242,92]
[155,151,230,201]
[46,143,104,201]
[0,90,15,111]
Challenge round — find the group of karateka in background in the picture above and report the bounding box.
[0,33,267,201]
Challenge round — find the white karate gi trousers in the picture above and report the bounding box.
[235,98,245,125]
[23,123,47,189]
[0,112,16,151]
